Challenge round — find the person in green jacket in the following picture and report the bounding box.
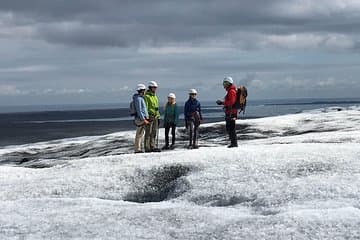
[162,93,179,150]
[143,81,161,152]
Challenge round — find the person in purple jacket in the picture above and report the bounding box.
[184,89,203,149]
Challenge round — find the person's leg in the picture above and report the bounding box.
[144,120,153,152]
[150,118,159,150]
[135,125,145,152]
[193,122,198,148]
[225,118,230,134]
[225,117,231,141]
[228,119,238,147]
[188,120,193,148]
[232,119,238,146]
[171,123,176,146]
[164,123,170,149]
[134,126,141,152]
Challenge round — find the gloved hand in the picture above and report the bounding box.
[216,99,223,105]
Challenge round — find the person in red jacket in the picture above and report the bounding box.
[216,76,238,147]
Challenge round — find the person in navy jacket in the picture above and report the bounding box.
[184,89,203,149]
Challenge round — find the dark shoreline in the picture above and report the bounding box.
[264,100,360,106]
[0,105,264,147]
[2,97,358,148]
[0,117,239,147]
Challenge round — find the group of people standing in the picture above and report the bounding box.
[132,76,239,153]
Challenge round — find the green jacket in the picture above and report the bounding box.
[164,103,179,125]
[144,90,160,119]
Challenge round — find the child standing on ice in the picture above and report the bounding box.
[162,93,179,150]
[184,89,203,149]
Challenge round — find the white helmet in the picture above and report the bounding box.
[223,76,233,84]
[189,89,197,94]
[168,93,176,99]
[136,84,146,91]
[148,81,158,88]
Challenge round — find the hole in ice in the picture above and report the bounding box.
[123,164,192,203]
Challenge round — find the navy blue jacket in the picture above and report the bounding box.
[184,98,203,121]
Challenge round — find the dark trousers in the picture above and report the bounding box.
[226,117,237,146]
[186,119,199,147]
[164,123,176,146]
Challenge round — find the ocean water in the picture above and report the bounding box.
[1,106,360,239]
[0,98,359,147]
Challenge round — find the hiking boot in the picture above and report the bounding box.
[151,148,161,152]
[227,144,238,148]
[134,150,144,154]
[193,145,199,149]
[187,145,193,149]
[162,145,170,150]
[169,144,175,150]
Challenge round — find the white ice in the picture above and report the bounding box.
[1,106,360,239]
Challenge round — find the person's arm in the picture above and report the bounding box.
[184,102,189,120]
[143,93,151,115]
[174,103,179,125]
[164,103,168,123]
[216,99,224,105]
[155,96,160,119]
[143,98,149,119]
[134,96,145,120]
[184,102,190,128]
[198,101,203,120]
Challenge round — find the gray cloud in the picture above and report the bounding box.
[1,0,360,48]
[1,0,360,105]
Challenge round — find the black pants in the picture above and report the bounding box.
[164,123,176,146]
[226,117,237,146]
[186,119,199,147]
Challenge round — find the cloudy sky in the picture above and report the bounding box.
[1,0,360,105]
